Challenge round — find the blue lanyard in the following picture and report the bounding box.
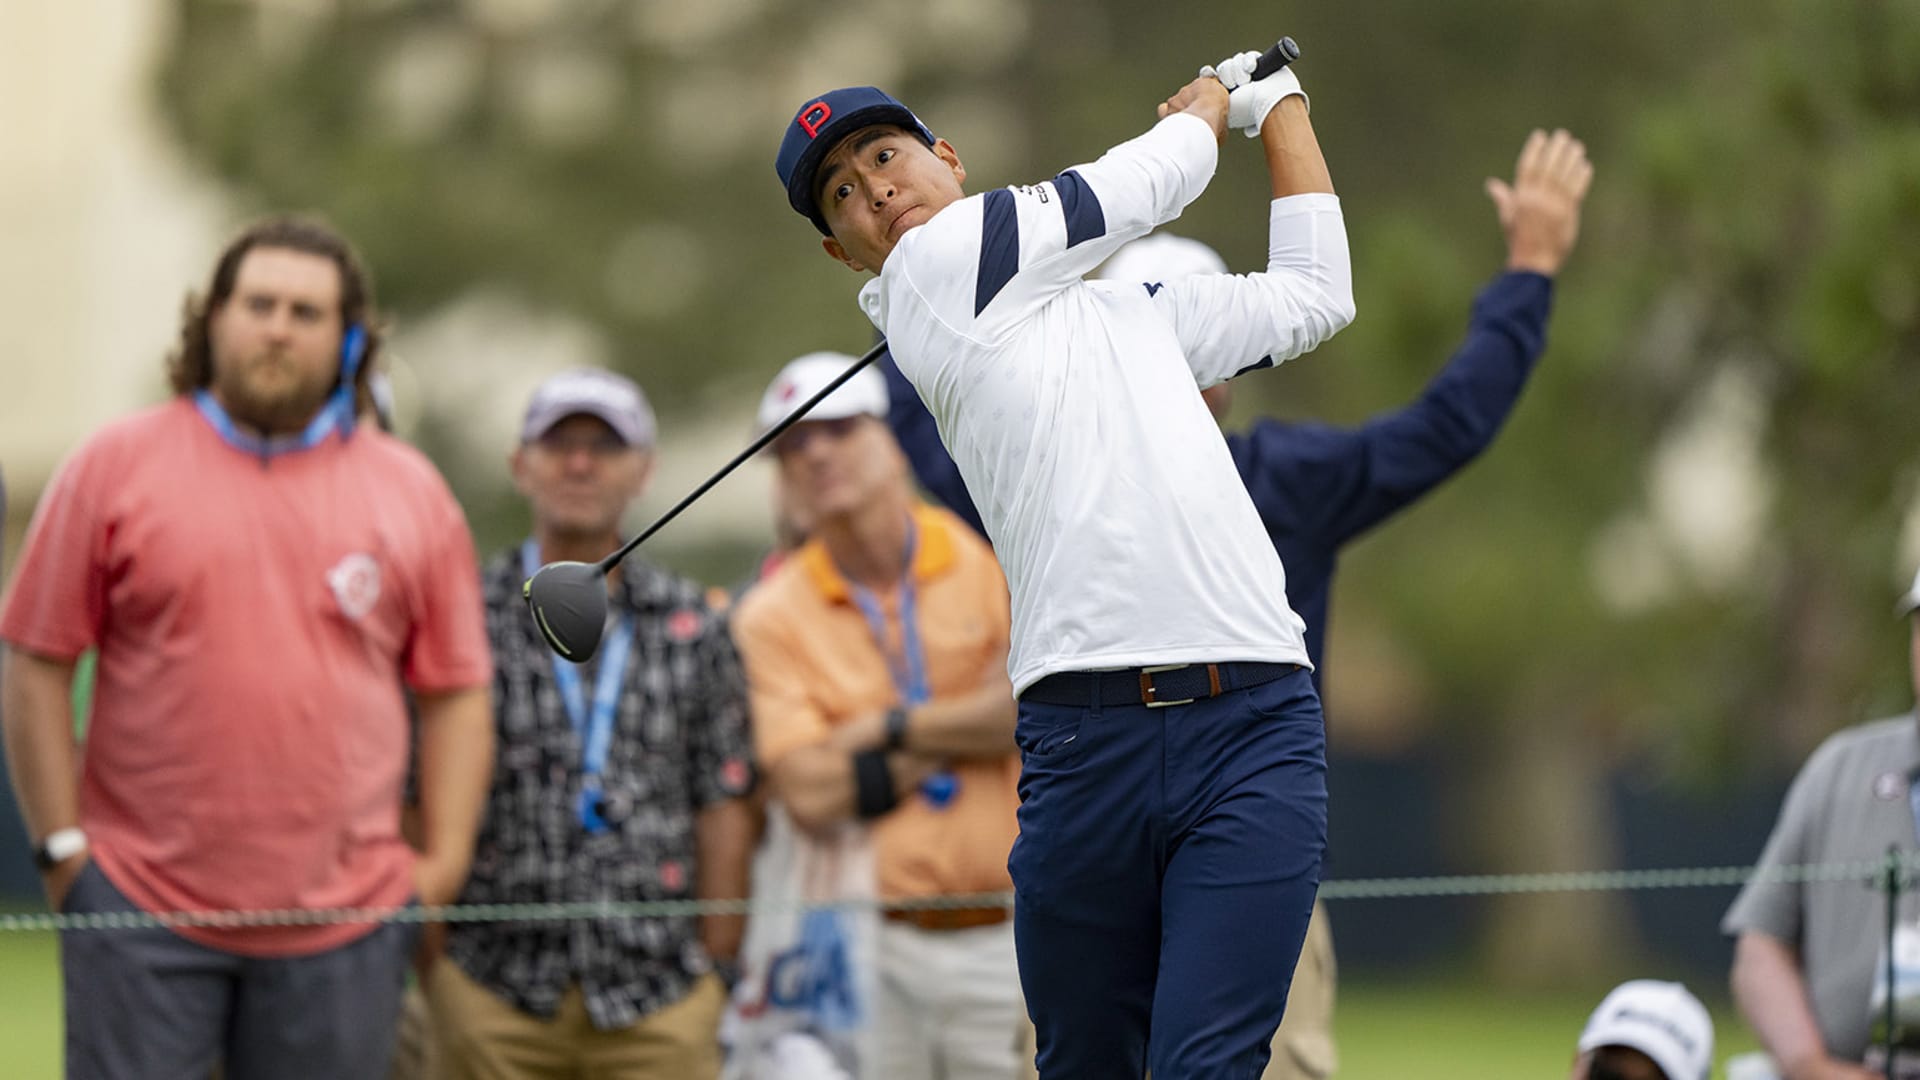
[190,325,365,456]
[193,389,348,457]
[846,521,930,707]
[522,540,634,832]
[845,520,955,808]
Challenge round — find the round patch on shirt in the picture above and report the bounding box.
[659,859,686,892]
[326,552,382,620]
[1873,771,1907,801]
[721,757,751,794]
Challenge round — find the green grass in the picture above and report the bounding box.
[0,928,1758,1079]
[0,931,59,1079]
[1335,977,1761,1079]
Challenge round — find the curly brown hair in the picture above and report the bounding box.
[166,215,385,413]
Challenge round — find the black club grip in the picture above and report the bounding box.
[1250,37,1301,80]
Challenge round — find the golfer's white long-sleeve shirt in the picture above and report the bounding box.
[860,112,1355,694]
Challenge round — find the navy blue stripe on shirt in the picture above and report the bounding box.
[1053,169,1106,248]
[976,189,1020,316]
[1233,356,1275,378]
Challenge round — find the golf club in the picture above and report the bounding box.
[524,338,890,661]
[1251,36,1301,80]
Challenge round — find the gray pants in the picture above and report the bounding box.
[59,860,418,1080]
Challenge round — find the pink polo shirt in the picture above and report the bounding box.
[0,398,491,956]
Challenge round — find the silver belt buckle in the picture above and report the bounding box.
[1141,664,1195,708]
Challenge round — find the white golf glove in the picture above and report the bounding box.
[1199,49,1308,138]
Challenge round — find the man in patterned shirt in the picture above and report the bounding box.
[427,369,758,1079]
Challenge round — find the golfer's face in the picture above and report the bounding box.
[817,126,966,272]
[774,415,899,522]
[514,414,649,539]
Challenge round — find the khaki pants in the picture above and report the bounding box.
[1263,900,1337,1079]
[873,919,1027,1080]
[387,982,438,1080]
[1015,901,1336,1080]
[426,958,725,1080]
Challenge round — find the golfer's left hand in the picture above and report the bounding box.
[1204,50,1308,137]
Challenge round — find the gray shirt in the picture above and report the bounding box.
[1723,713,1920,1061]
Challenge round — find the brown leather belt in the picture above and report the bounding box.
[1021,661,1300,709]
[881,905,1009,931]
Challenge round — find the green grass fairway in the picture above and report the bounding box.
[0,930,59,1079]
[0,928,1758,1079]
[1336,977,1761,1078]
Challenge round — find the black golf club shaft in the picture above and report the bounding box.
[591,338,890,575]
[1250,36,1301,80]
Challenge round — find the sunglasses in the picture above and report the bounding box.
[772,416,864,457]
[533,430,630,458]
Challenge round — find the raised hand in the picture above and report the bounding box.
[1203,50,1308,138]
[1485,128,1594,276]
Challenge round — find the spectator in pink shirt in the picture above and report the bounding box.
[0,216,495,1080]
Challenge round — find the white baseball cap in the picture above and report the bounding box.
[1577,980,1714,1080]
[1899,565,1920,618]
[522,368,656,448]
[755,352,889,434]
[1095,231,1229,285]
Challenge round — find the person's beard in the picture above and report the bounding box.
[211,347,336,435]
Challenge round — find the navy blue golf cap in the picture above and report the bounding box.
[776,86,934,235]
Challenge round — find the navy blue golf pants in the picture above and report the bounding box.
[1009,667,1327,1079]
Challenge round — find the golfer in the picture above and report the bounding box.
[773,48,1352,1079]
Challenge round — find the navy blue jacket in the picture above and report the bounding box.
[880,270,1555,683]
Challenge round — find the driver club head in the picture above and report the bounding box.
[523,561,609,662]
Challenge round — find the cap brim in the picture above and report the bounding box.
[524,404,646,448]
[787,104,932,233]
[756,402,884,438]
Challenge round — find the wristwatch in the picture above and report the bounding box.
[33,827,87,871]
[884,706,911,751]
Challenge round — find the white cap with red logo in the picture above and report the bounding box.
[754,352,889,435]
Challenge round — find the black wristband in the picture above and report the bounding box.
[852,748,899,819]
[884,706,910,751]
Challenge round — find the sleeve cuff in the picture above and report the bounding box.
[1269,192,1344,218]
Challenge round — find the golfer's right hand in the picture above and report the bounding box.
[1158,76,1230,143]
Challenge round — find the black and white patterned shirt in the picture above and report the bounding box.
[448,546,754,1030]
